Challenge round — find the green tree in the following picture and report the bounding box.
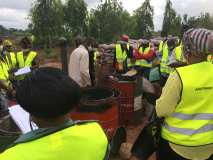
[30,0,64,50]
[161,0,181,37]
[133,0,154,39]
[64,0,87,38]
[120,10,137,38]
[88,0,130,43]
[184,12,213,30]
[0,25,9,36]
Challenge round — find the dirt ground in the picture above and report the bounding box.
[109,110,156,160]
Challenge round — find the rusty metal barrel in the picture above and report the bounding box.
[70,87,120,140]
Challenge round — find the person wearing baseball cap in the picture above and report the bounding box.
[121,35,129,42]
[114,34,133,73]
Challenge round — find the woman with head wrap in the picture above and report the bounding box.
[154,28,213,159]
[131,28,213,160]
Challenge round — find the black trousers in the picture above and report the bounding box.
[157,139,213,160]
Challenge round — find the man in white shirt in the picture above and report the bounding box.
[68,37,91,87]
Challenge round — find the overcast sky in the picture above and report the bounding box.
[0,0,212,31]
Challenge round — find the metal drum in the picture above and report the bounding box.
[70,87,119,140]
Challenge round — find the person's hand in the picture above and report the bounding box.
[7,84,16,98]
[11,90,16,97]
[7,84,13,93]
[152,59,160,67]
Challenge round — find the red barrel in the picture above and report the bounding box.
[109,77,142,126]
[70,87,119,140]
[109,79,135,126]
[8,100,17,107]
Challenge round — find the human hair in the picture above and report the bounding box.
[75,36,86,47]
[16,67,81,119]
[20,37,32,49]
[86,37,98,48]
[167,38,176,50]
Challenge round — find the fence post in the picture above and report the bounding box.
[59,37,68,74]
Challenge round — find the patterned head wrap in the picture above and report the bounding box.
[183,28,213,55]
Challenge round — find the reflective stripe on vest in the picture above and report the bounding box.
[17,51,37,68]
[163,122,213,136]
[161,62,213,146]
[0,122,108,160]
[135,46,152,68]
[160,43,172,74]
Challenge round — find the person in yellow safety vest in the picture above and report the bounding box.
[135,40,153,78]
[0,40,17,95]
[2,40,17,71]
[17,37,39,69]
[136,40,152,67]
[93,50,101,68]
[157,39,167,60]
[87,38,99,86]
[115,35,133,73]
[168,40,187,68]
[158,40,164,53]
[0,57,13,92]
[160,38,176,78]
[0,67,109,160]
[156,28,213,160]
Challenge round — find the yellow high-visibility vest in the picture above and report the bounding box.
[158,41,163,53]
[115,44,128,63]
[0,61,9,86]
[17,51,37,68]
[160,43,172,74]
[94,51,98,61]
[0,122,108,160]
[135,46,152,68]
[175,45,182,61]
[116,43,133,68]
[175,43,186,63]
[3,52,17,70]
[161,62,213,146]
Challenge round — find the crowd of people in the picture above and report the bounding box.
[67,28,213,160]
[67,32,189,88]
[0,37,39,95]
[0,38,109,159]
[0,27,213,160]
